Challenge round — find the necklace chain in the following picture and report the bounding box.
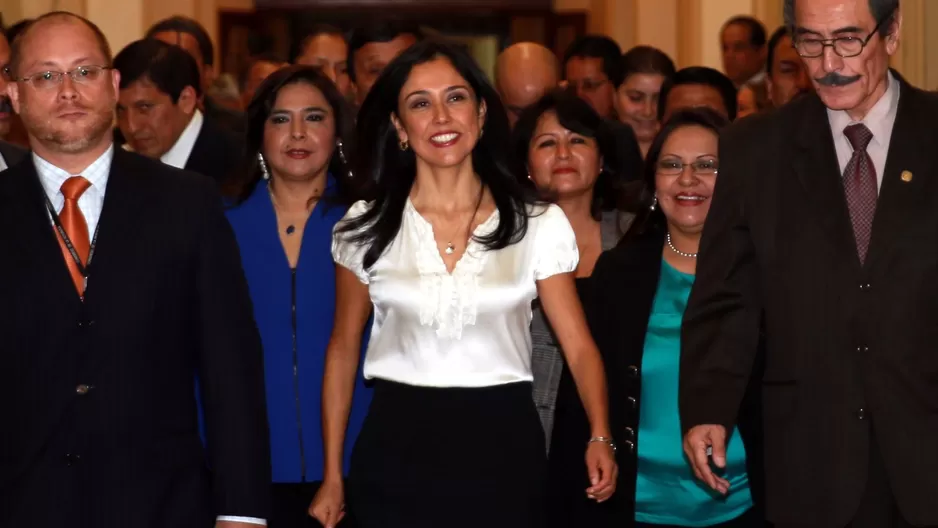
[667,232,698,258]
[443,186,485,255]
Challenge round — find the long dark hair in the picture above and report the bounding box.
[229,65,356,205]
[336,38,535,270]
[623,107,729,239]
[511,88,642,219]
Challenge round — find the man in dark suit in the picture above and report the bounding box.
[680,1,938,527]
[0,12,269,528]
[114,39,240,187]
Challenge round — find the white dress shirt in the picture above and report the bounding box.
[333,200,579,388]
[34,143,266,527]
[160,109,204,169]
[0,152,8,172]
[827,71,900,190]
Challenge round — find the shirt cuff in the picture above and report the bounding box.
[216,516,267,526]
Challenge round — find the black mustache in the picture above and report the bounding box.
[816,72,861,87]
[0,97,11,113]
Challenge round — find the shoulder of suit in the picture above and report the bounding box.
[117,149,217,193]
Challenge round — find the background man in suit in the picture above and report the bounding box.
[114,38,241,187]
[0,12,269,528]
[681,0,938,527]
[0,26,27,168]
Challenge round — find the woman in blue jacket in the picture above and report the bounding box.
[226,65,370,527]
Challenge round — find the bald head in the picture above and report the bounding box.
[9,12,112,77]
[496,42,559,127]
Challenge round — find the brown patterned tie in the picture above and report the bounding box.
[57,176,92,295]
[842,124,878,264]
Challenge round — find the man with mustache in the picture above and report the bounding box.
[0,12,269,528]
[0,28,26,170]
[682,1,938,527]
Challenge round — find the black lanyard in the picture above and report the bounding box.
[44,195,100,286]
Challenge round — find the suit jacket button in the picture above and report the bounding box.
[627,396,638,410]
[75,384,91,395]
[624,440,636,453]
[65,453,81,466]
[857,408,867,420]
[624,426,635,439]
[627,365,639,378]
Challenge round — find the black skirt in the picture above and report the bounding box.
[347,379,547,528]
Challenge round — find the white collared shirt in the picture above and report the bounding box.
[34,145,113,235]
[34,142,265,527]
[160,109,204,169]
[827,71,900,191]
[0,153,8,172]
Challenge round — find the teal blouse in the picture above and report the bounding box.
[634,259,752,526]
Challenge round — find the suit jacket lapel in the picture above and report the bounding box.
[791,94,859,269]
[82,149,146,304]
[865,81,937,270]
[13,160,84,309]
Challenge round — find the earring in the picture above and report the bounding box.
[399,139,409,151]
[335,138,354,179]
[258,152,270,180]
[479,128,484,139]
[650,194,658,211]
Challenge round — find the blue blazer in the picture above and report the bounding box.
[227,179,372,483]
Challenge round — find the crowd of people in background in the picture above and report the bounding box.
[2,0,935,527]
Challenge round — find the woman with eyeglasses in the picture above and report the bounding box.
[578,108,765,527]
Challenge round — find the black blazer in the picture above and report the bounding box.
[680,72,938,526]
[547,226,764,527]
[0,149,270,528]
[0,140,26,168]
[185,115,243,187]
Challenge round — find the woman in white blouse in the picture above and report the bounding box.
[309,39,617,528]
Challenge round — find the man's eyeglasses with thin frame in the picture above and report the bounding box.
[792,13,893,59]
[16,65,112,90]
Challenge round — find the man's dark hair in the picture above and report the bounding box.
[562,35,624,87]
[9,12,112,77]
[765,25,791,78]
[6,18,32,43]
[294,24,345,62]
[347,22,420,82]
[658,66,738,121]
[723,16,767,48]
[619,45,677,87]
[114,38,202,101]
[146,16,214,67]
[784,0,899,36]
[240,52,286,91]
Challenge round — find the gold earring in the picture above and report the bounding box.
[399,139,409,151]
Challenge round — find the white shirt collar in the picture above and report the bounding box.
[827,71,900,147]
[34,143,114,200]
[160,109,204,169]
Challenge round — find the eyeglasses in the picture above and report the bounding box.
[17,65,112,90]
[793,13,891,58]
[656,158,719,176]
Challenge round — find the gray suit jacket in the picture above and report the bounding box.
[0,141,27,170]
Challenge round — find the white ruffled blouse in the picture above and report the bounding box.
[332,199,579,388]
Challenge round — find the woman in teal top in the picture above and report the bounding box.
[564,108,765,527]
[635,260,751,525]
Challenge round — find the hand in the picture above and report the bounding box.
[309,478,346,528]
[584,440,618,502]
[683,424,730,495]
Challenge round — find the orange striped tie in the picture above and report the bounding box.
[57,176,91,295]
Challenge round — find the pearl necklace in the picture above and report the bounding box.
[667,232,698,258]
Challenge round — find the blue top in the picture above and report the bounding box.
[634,259,752,526]
[226,178,372,483]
